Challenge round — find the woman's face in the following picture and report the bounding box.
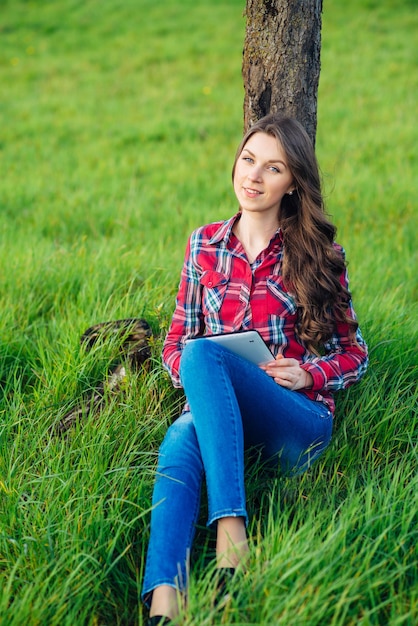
[233,131,294,218]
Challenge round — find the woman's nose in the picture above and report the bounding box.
[248,166,262,181]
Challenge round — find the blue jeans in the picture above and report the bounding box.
[142,339,333,603]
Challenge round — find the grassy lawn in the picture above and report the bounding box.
[0,0,416,624]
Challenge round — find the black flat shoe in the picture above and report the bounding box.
[147,616,172,626]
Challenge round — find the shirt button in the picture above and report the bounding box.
[207,281,213,287]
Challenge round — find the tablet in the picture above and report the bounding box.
[187,330,274,365]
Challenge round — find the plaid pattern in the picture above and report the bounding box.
[163,213,368,413]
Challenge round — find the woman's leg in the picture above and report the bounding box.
[216,516,249,568]
[142,412,203,617]
[179,339,333,529]
[143,339,333,614]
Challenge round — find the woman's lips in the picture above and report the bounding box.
[243,187,262,197]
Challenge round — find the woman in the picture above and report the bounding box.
[142,114,368,625]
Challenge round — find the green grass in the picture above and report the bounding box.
[0,0,417,624]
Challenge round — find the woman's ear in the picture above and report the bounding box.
[286,181,296,195]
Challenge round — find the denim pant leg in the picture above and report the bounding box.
[180,339,333,527]
[141,412,203,605]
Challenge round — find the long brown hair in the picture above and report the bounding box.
[233,114,359,352]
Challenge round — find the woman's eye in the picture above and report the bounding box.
[243,156,253,163]
[269,166,280,173]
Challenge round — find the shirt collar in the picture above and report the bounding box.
[208,212,283,249]
[208,212,240,245]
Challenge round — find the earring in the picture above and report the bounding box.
[288,190,294,196]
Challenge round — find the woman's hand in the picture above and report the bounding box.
[260,355,313,391]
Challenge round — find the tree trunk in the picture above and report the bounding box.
[243,0,322,145]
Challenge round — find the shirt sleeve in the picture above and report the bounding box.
[300,266,368,392]
[162,232,203,387]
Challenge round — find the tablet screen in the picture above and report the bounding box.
[187,330,274,365]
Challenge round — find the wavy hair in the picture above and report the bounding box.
[232,114,359,352]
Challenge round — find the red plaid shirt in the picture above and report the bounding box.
[163,213,368,413]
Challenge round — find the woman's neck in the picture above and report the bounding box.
[233,212,280,264]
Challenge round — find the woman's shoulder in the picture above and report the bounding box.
[192,220,224,237]
[189,215,235,246]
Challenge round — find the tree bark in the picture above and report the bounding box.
[243,0,322,145]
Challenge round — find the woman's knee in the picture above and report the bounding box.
[179,339,205,378]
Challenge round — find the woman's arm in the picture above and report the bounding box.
[299,319,368,393]
[299,260,368,392]
[162,235,204,387]
[261,317,368,393]
[262,264,368,393]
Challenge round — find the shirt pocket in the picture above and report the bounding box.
[266,276,298,318]
[200,271,229,314]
